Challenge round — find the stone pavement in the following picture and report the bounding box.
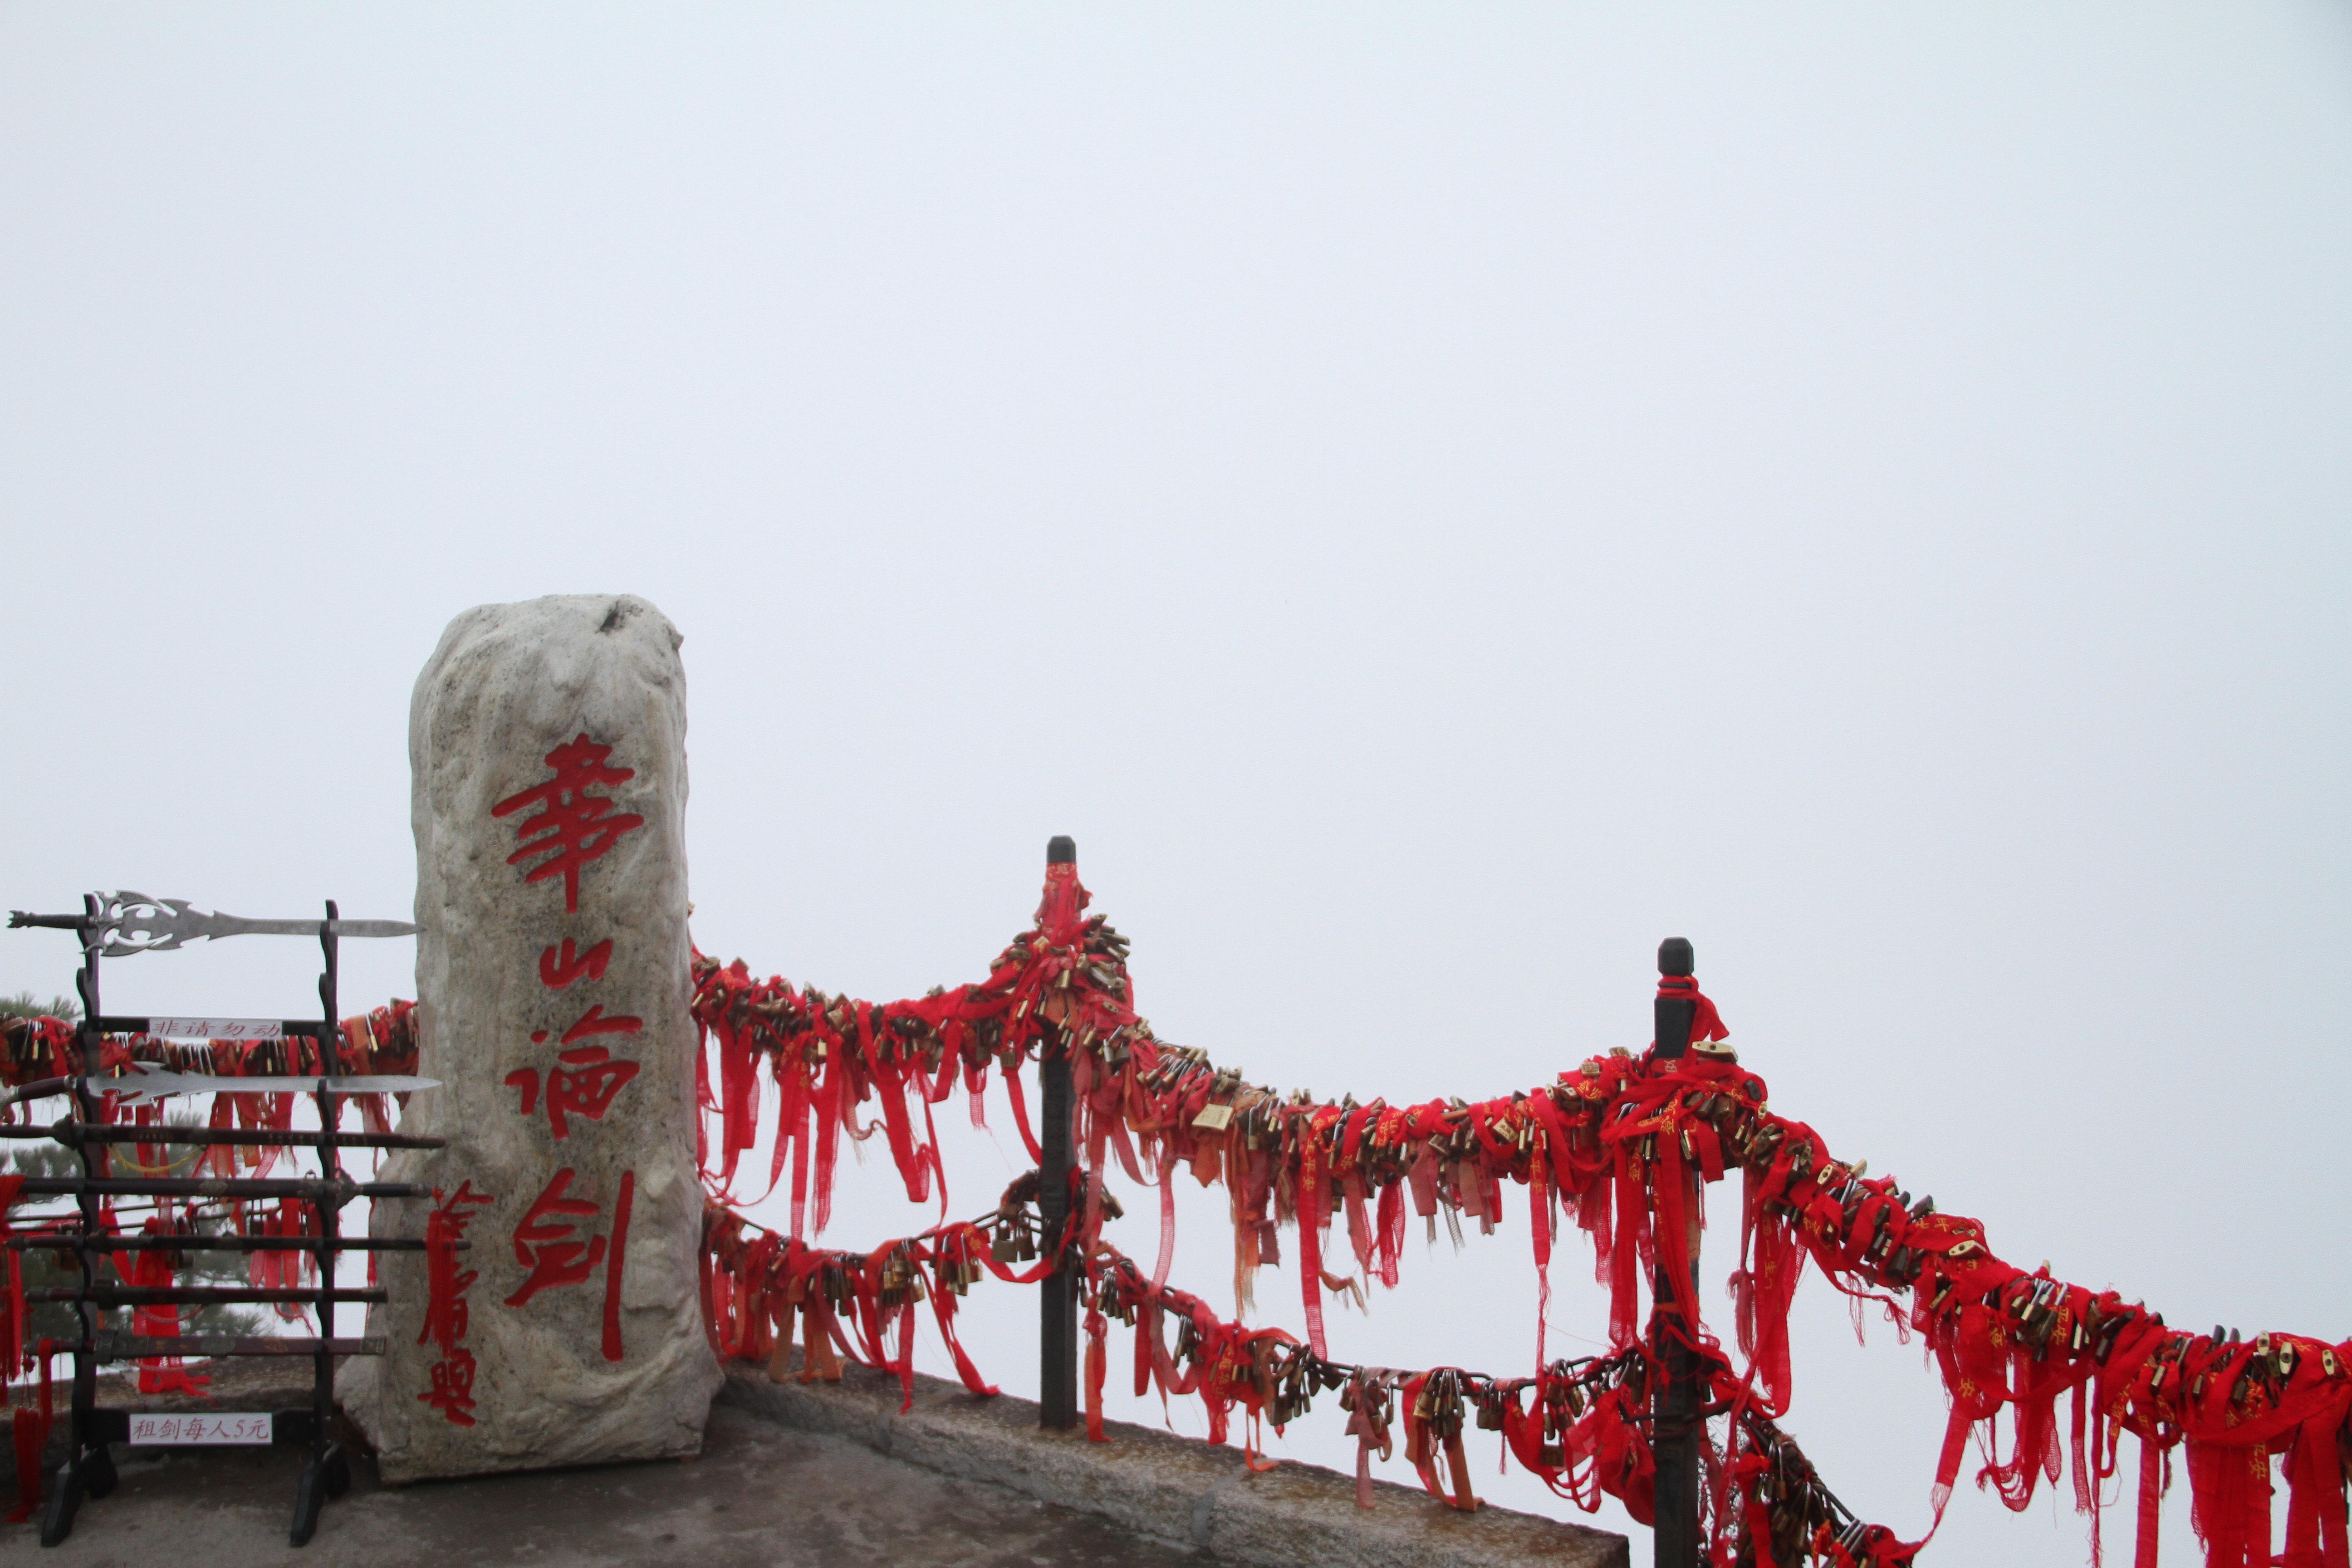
[723,1356,1624,1568]
[3,1390,1192,1566]
[0,1357,1627,1567]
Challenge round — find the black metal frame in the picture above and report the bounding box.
[6,897,444,1547]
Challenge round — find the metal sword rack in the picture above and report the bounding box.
[4,892,445,1548]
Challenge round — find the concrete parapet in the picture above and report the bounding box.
[718,1357,1628,1568]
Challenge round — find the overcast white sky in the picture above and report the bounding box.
[5,4,2349,1561]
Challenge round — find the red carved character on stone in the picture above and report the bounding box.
[502,1166,637,1362]
[506,1046,642,1140]
[506,1002,647,1136]
[492,734,646,912]
[419,1181,495,1426]
[505,1167,606,1307]
[538,936,613,989]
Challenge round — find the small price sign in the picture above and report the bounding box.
[127,1413,273,1446]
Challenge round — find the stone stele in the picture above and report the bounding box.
[347,593,720,1482]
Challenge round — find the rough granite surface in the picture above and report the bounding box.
[344,593,720,1481]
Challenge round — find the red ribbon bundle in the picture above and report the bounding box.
[123,1218,206,1396]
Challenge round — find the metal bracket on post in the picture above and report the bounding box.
[1650,937,1700,1568]
[1038,836,1080,1431]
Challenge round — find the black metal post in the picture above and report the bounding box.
[45,897,117,1546]
[1038,835,1079,1430]
[1650,937,1700,1568]
[289,899,351,1545]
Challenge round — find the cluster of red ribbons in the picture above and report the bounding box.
[0,1178,29,1388]
[690,861,2352,1568]
[5,1348,51,1527]
[1,1111,218,1400]
[4,1002,414,1159]
[1703,1081,2352,1568]
[688,860,1131,1235]
[0,1177,54,1525]
[701,1203,1022,1411]
[0,1016,74,1086]
[696,1177,1914,1567]
[120,1219,207,1395]
[0,1000,422,1410]
[1,1001,419,1142]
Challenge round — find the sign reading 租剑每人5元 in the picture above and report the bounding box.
[127,1414,274,1446]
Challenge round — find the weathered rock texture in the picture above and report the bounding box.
[347,593,719,1482]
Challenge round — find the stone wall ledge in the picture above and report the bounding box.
[718,1357,1627,1568]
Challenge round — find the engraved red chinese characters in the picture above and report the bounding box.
[504,1167,636,1362]
[506,1168,605,1305]
[506,1002,645,1137]
[419,1182,495,1426]
[539,937,613,989]
[506,1048,642,1140]
[492,735,646,913]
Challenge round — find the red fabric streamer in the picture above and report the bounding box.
[8,1340,56,1525]
[126,1218,207,1395]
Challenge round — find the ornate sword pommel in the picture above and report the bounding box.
[8,910,90,931]
[95,893,211,956]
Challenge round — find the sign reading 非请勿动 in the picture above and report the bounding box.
[144,1019,283,1040]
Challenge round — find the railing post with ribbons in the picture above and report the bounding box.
[1038,835,1080,1430]
[1650,936,1700,1568]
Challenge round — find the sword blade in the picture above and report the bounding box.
[203,917,421,940]
[109,1068,440,1103]
[328,920,421,938]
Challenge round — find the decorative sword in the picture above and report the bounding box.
[6,892,419,957]
[104,1063,441,1104]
